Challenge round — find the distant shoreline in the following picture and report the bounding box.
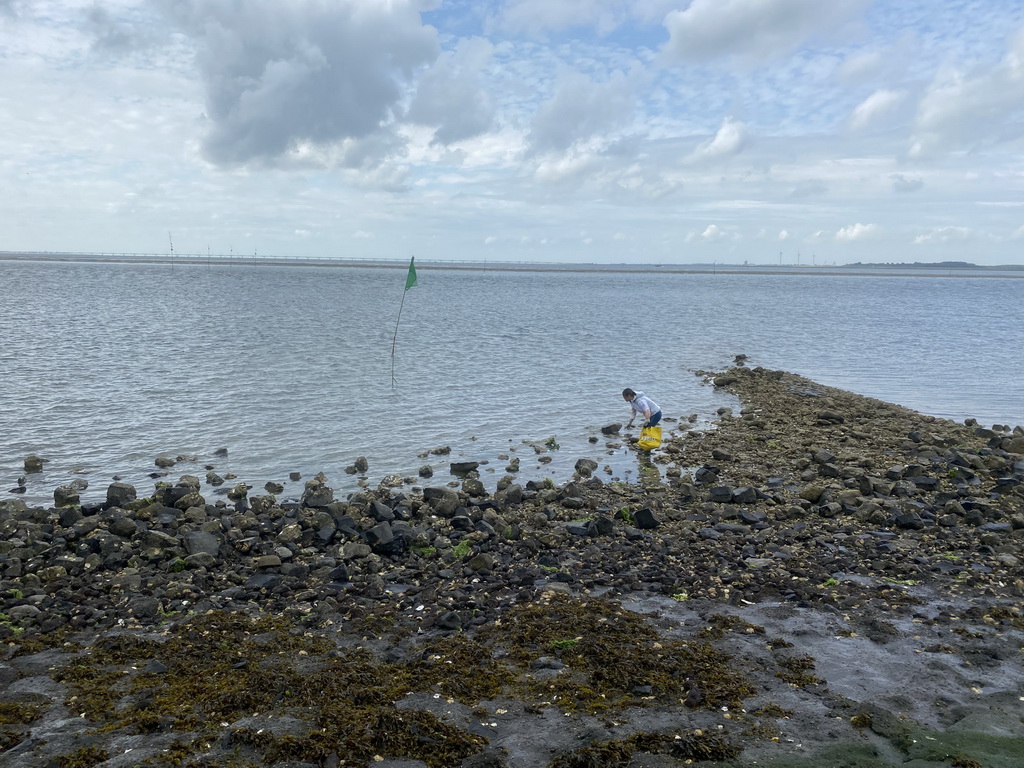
[2,250,1023,278]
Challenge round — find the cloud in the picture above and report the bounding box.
[495,0,674,37]
[836,222,878,241]
[526,69,635,155]
[533,151,600,185]
[83,5,147,54]
[497,0,627,36]
[661,0,869,65]
[913,226,971,244]
[406,37,495,145]
[837,49,886,83]
[909,27,1024,158]
[890,173,923,194]
[790,179,827,198]
[701,224,724,240]
[690,118,746,162]
[849,89,905,131]
[156,0,439,167]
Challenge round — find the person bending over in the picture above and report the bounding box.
[623,388,662,429]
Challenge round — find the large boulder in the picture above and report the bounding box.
[54,485,80,508]
[105,482,137,509]
[183,530,221,557]
[423,486,460,516]
[301,475,334,507]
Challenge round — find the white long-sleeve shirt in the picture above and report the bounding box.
[629,392,659,420]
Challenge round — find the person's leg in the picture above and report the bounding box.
[648,411,662,427]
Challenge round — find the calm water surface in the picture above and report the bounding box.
[1,260,1021,506]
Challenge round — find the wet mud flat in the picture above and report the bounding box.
[0,366,1022,767]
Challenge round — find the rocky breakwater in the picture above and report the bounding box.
[0,366,1021,768]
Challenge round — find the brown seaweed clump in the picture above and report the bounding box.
[479,594,756,712]
[53,612,486,768]
[548,729,741,767]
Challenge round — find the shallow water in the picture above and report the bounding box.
[1,260,1021,506]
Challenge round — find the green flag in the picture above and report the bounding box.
[405,256,417,290]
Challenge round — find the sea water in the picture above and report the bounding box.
[1,259,1021,506]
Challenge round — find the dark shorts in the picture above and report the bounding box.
[648,411,662,427]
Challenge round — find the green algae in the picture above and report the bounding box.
[751,722,1024,768]
[747,731,1024,768]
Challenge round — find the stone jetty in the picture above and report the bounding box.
[0,367,1021,767]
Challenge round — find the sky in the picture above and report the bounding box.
[2,0,1023,266]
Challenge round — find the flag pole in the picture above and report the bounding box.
[391,256,417,388]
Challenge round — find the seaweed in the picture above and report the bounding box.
[547,730,741,767]
[56,745,110,768]
[479,595,756,712]
[775,656,825,688]
[0,701,42,725]
[51,611,487,768]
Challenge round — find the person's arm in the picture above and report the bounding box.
[642,407,652,425]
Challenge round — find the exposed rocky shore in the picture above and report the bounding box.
[0,366,1022,768]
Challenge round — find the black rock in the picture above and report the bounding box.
[633,507,660,530]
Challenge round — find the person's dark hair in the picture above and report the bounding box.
[622,388,635,398]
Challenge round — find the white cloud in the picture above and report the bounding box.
[909,27,1024,158]
[526,70,635,155]
[155,0,439,167]
[790,179,828,199]
[837,49,886,83]
[406,37,495,145]
[890,173,923,194]
[849,89,905,131]
[84,5,148,54]
[690,118,747,162]
[913,226,971,244]
[495,0,675,37]
[836,223,878,241]
[2,0,1024,265]
[498,0,626,37]
[661,0,869,65]
[533,151,600,184]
